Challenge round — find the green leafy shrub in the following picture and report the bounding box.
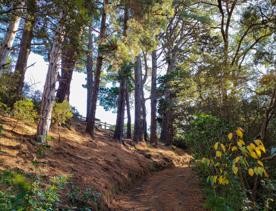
[13,99,38,123]
[52,101,73,126]
[184,114,232,158]
[0,101,10,114]
[0,73,17,107]
[67,183,101,210]
[0,170,67,210]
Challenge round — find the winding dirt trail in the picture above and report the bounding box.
[111,165,206,211]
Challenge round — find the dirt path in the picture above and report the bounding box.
[111,166,206,211]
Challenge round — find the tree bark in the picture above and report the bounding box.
[114,5,129,142]
[160,51,176,145]
[142,87,148,141]
[37,17,64,143]
[0,3,22,73]
[126,87,131,139]
[114,73,127,141]
[86,0,108,136]
[133,54,144,142]
[150,50,158,146]
[56,44,77,102]
[86,25,94,121]
[13,0,36,102]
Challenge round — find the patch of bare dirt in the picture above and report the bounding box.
[111,161,205,211]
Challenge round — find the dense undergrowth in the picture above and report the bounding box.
[177,114,276,210]
[0,170,103,211]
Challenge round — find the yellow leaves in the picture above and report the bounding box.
[248,168,254,176]
[257,160,264,167]
[255,148,262,157]
[236,128,244,138]
[220,143,226,152]
[254,139,263,146]
[257,145,266,153]
[249,151,258,159]
[216,151,222,158]
[233,156,240,163]
[231,146,238,152]
[228,133,233,140]
[214,142,219,150]
[218,176,229,185]
[232,165,238,175]
[237,139,245,147]
[205,129,269,189]
[208,175,229,186]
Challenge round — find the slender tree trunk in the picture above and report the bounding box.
[86,0,108,136]
[133,55,144,142]
[56,45,77,102]
[160,51,176,145]
[37,18,64,143]
[150,50,158,146]
[126,87,131,139]
[114,5,129,142]
[13,0,36,102]
[142,88,148,141]
[0,4,22,73]
[114,74,127,141]
[86,25,94,121]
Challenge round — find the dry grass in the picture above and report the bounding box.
[0,115,193,209]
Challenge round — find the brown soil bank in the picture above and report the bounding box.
[0,115,205,210]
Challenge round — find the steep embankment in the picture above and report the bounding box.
[0,115,205,210]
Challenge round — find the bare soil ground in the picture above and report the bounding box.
[111,153,205,211]
[0,115,205,210]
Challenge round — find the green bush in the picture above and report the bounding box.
[0,170,67,211]
[0,73,17,107]
[13,99,38,123]
[184,114,232,158]
[67,183,101,210]
[52,101,73,126]
[0,101,10,114]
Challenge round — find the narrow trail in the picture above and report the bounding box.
[111,165,206,211]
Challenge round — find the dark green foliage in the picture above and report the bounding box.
[67,183,101,210]
[0,170,67,211]
[184,114,232,158]
[99,87,119,112]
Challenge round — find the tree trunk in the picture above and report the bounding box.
[114,74,127,141]
[86,0,108,136]
[37,19,64,143]
[86,25,94,121]
[150,50,158,146]
[160,51,176,145]
[126,87,131,139]
[56,45,77,102]
[133,55,144,142]
[114,5,129,142]
[0,4,22,73]
[13,0,36,102]
[142,87,148,141]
